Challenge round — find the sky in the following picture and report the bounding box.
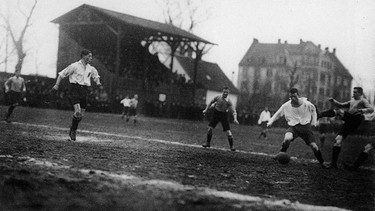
[1,0,375,94]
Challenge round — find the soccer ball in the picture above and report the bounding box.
[276,152,291,164]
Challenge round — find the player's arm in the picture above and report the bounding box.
[267,105,283,127]
[4,77,11,93]
[310,103,318,127]
[228,102,239,124]
[21,79,26,93]
[53,65,73,90]
[203,97,216,114]
[52,75,63,90]
[360,99,374,114]
[329,98,349,108]
[258,111,264,125]
[91,68,102,86]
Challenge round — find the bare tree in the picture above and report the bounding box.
[0,0,38,73]
[156,0,210,33]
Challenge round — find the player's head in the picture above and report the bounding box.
[289,88,299,103]
[353,87,363,99]
[264,106,268,111]
[81,49,92,64]
[222,86,230,98]
[134,94,138,99]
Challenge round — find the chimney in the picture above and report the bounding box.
[284,40,288,44]
[253,38,259,44]
[278,39,281,44]
[325,47,329,54]
[318,44,321,49]
[300,39,303,44]
[333,48,336,55]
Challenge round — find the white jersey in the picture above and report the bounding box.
[120,98,131,107]
[258,110,271,124]
[58,60,100,86]
[269,97,317,127]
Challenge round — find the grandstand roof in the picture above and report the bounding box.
[175,55,239,94]
[52,4,214,45]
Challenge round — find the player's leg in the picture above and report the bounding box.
[309,142,327,167]
[225,130,236,151]
[5,104,17,122]
[121,106,125,119]
[258,123,265,139]
[133,109,137,125]
[203,111,219,148]
[69,103,82,141]
[344,143,373,171]
[330,112,362,168]
[280,132,294,152]
[317,109,337,119]
[328,135,343,168]
[263,126,268,139]
[4,91,20,122]
[299,125,327,167]
[221,113,235,151]
[202,126,214,148]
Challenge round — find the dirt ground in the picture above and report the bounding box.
[0,106,374,211]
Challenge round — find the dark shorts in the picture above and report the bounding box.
[129,107,137,116]
[338,111,364,139]
[286,124,316,145]
[209,109,230,131]
[260,121,268,129]
[69,83,88,109]
[7,90,22,106]
[318,123,328,133]
[123,106,130,114]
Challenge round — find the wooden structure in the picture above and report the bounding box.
[51,4,215,110]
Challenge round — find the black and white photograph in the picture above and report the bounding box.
[0,0,374,210]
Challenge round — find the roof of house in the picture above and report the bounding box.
[174,55,239,94]
[327,52,352,79]
[52,4,214,45]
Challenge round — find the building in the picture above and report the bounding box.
[164,55,239,107]
[237,38,352,113]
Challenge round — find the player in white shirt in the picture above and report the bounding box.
[127,94,139,125]
[52,49,102,141]
[257,107,271,139]
[267,88,328,168]
[120,95,131,119]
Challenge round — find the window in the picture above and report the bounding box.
[320,73,325,83]
[267,69,273,77]
[319,88,325,95]
[336,76,341,85]
[343,79,348,87]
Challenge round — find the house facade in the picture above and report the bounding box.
[237,38,352,113]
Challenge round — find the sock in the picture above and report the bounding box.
[206,133,212,145]
[318,109,335,119]
[313,150,324,164]
[71,116,82,130]
[6,106,15,118]
[331,146,341,164]
[280,141,289,152]
[353,152,369,168]
[228,136,234,148]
